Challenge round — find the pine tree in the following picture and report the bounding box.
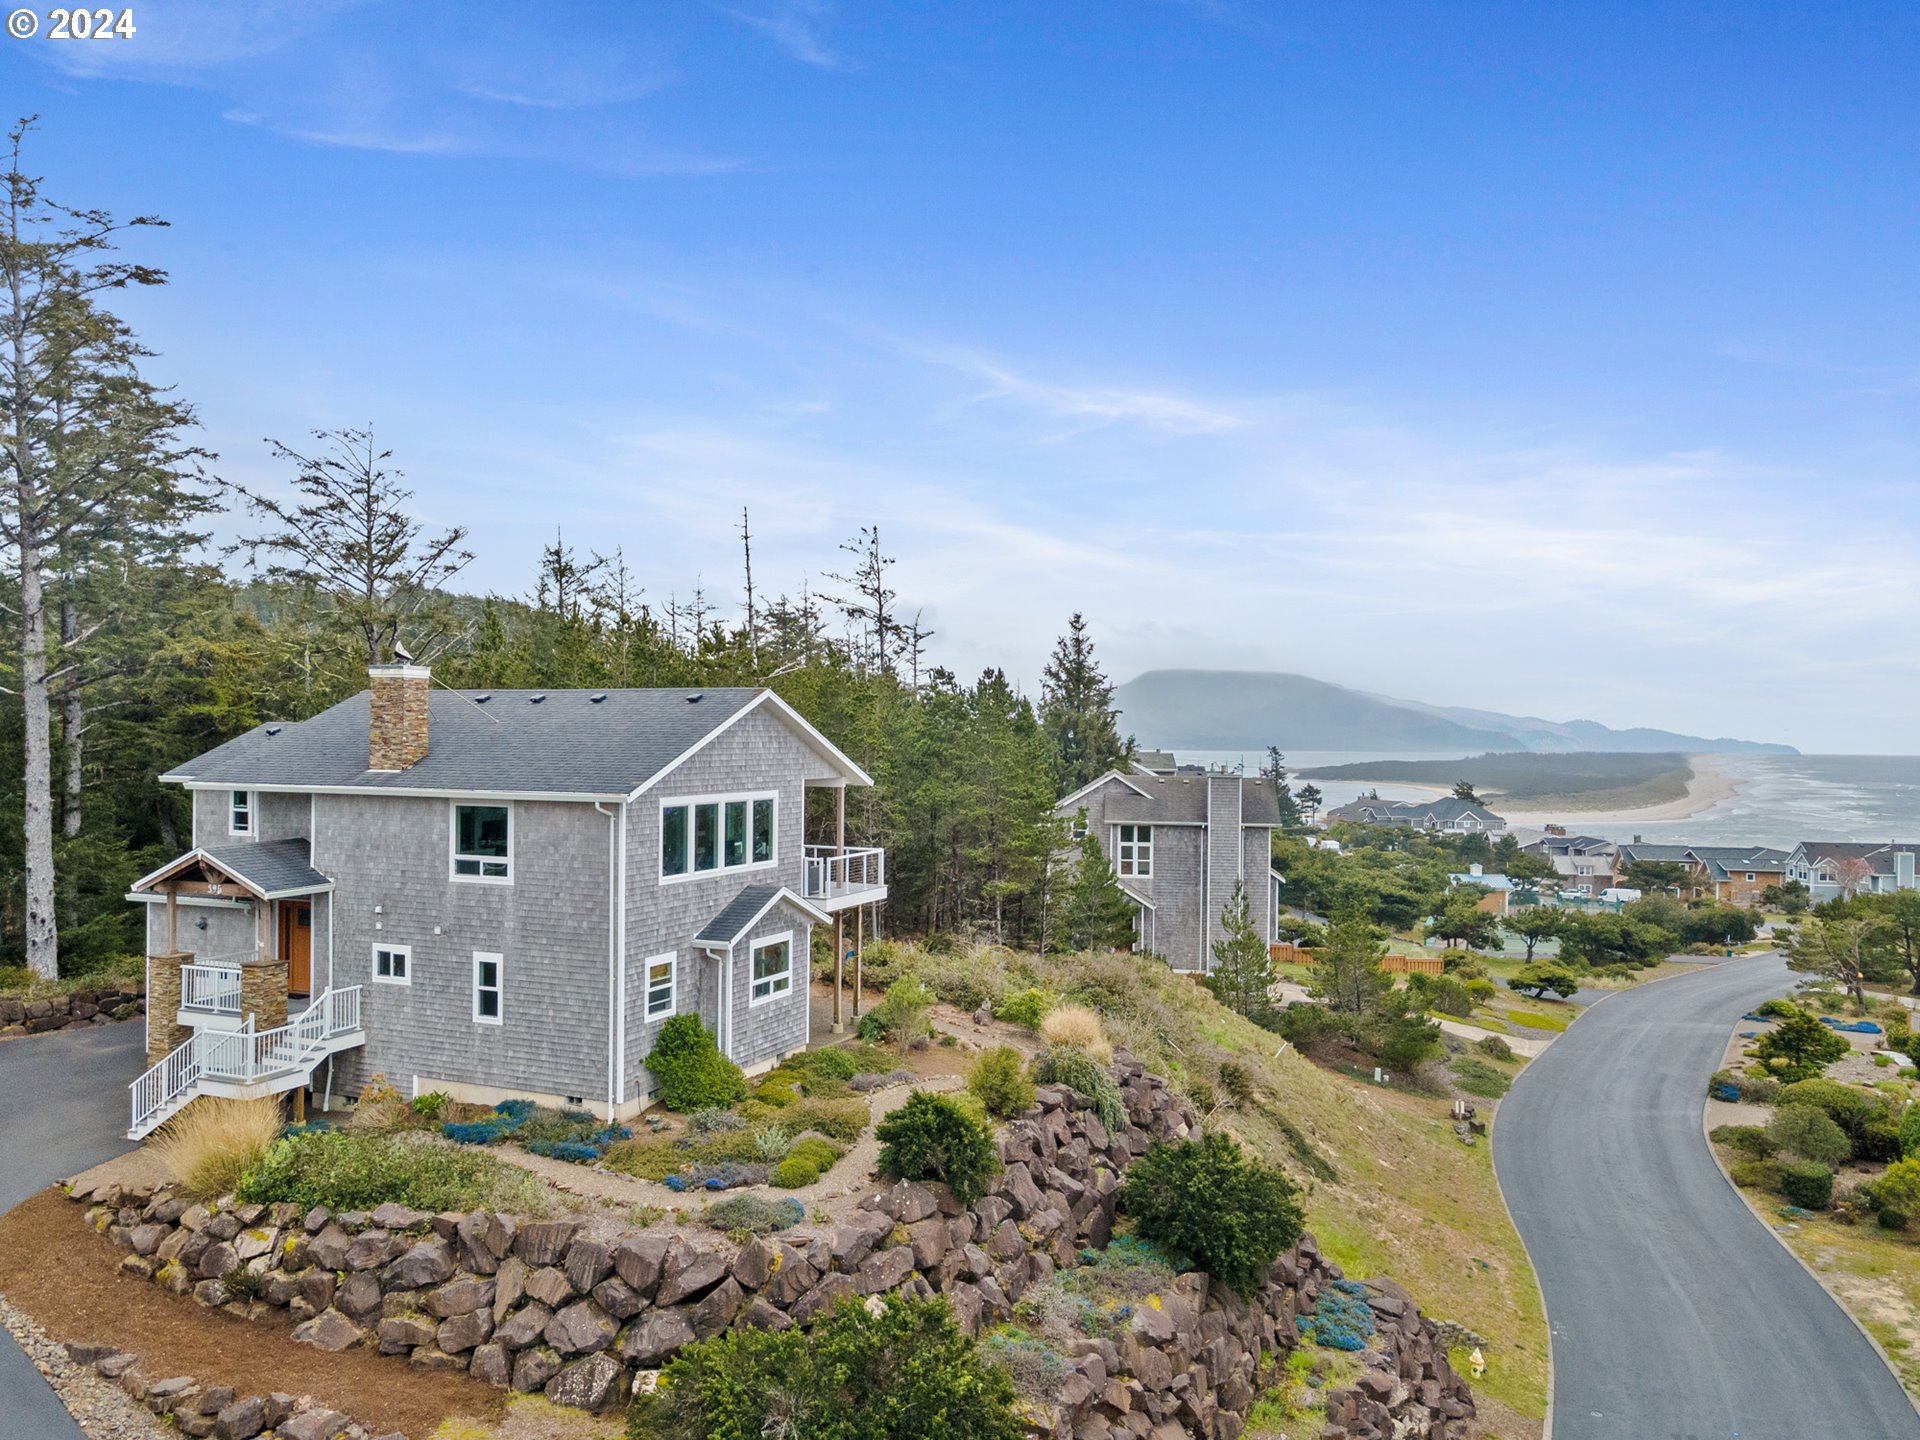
[1206,881,1275,1017]
[1312,906,1392,1015]
[1040,613,1128,796]
[1054,825,1139,953]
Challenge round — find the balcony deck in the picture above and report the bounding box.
[803,844,887,912]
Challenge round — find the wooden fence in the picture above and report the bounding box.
[1381,953,1445,977]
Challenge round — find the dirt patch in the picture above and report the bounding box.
[0,1188,507,1438]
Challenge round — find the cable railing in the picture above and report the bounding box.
[803,844,886,901]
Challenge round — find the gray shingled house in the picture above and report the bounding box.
[1055,768,1283,972]
[125,664,883,1138]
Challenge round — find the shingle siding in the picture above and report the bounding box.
[142,898,256,960]
[1241,827,1274,941]
[318,793,615,1106]
[621,705,823,1099]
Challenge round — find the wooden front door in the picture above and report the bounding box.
[281,901,313,996]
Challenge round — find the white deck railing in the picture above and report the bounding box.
[179,962,244,1014]
[129,985,364,1138]
[803,844,886,901]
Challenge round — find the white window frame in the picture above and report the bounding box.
[372,943,411,986]
[1116,824,1153,878]
[472,951,504,1024]
[450,800,514,884]
[748,931,794,1006]
[644,952,677,1021]
[658,790,779,883]
[229,789,254,837]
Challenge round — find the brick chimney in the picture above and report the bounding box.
[368,664,430,771]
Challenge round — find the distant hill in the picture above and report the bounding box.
[1110,670,1797,755]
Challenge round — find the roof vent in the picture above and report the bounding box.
[686,693,704,704]
[529,693,546,704]
[589,692,607,704]
[474,693,492,704]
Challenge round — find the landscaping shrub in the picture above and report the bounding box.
[1448,1057,1511,1099]
[993,987,1054,1030]
[1870,1157,1920,1217]
[751,1077,798,1108]
[1767,1104,1851,1167]
[968,1045,1037,1119]
[1710,1068,1780,1104]
[1729,1157,1785,1192]
[1474,1035,1515,1062]
[1753,1010,1851,1081]
[1856,1122,1905,1165]
[701,1193,805,1236]
[1464,977,1497,1004]
[788,1137,842,1171]
[1508,963,1580,999]
[628,1294,1021,1440]
[1779,1161,1834,1210]
[1037,1003,1113,1061]
[237,1129,557,1213]
[852,939,914,992]
[1756,997,1802,1020]
[1901,1103,1920,1158]
[1709,1125,1777,1157]
[1409,974,1474,1018]
[771,1155,820,1188]
[645,1016,748,1112]
[1296,1281,1377,1351]
[861,978,936,1049]
[1879,1207,1910,1232]
[1118,1132,1303,1296]
[785,1047,861,1081]
[685,1107,748,1137]
[409,1091,450,1120]
[1776,1078,1888,1138]
[874,1090,1000,1204]
[1029,1046,1126,1132]
[784,1097,870,1145]
[150,1097,284,1200]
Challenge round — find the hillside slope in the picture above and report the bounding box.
[1113,669,1795,755]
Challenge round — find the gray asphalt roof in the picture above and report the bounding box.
[201,839,332,895]
[694,884,785,945]
[1077,773,1284,826]
[162,687,765,796]
[1615,843,1698,864]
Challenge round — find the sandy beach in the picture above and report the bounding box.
[1496,752,1746,828]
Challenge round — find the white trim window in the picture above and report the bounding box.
[659,792,778,880]
[451,802,512,882]
[1117,824,1153,878]
[749,932,793,1004]
[645,953,677,1021]
[229,789,254,837]
[372,943,411,986]
[473,951,504,1024]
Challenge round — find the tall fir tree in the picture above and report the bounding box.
[1053,821,1140,952]
[1040,613,1129,796]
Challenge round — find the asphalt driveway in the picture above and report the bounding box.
[1495,953,1920,1439]
[0,1022,144,1438]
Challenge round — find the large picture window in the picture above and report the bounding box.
[660,793,778,881]
[452,804,511,881]
[645,954,676,1020]
[1117,824,1152,878]
[750,934,793,1004]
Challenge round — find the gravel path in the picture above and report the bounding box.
[0,1297,165,1440]
[1495,953,1920,1439]
[499,1074,963,1221]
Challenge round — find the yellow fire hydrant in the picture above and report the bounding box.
[1468,1347,1486,1380]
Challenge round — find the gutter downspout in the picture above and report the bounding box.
[615,800,628,1108]
[595,802,618,1119]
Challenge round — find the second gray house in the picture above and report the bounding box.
[1056,767,1283,972]
[124,666,883,1137]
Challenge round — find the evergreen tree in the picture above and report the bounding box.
[1311,906,1392,1015]
[1040,613,1128,796]
[1054,824,1139,952]
[1206,881,1275,1019]
[1262,746,1303,826]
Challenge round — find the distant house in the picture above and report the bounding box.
[1056,769,1284,972]
[1785,841,1920,904]
[1518,832,1618,895]
[1447,863,1515,916]
[1326,792,1507,837]
[1612,841,1699,893]
[1684,846,1790,907]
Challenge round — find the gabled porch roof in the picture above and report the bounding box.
[693,883,830,950]
[131,838,335,901]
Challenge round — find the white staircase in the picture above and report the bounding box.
[129,986,364,1140]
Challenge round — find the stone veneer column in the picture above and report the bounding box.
[238,958,290,1030]
[367,663,430,770]
[145,952,191,1064]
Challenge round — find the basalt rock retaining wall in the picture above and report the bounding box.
[76,1051,1477,1440]
[0,981,145,1040]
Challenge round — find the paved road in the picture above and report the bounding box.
[1495,954,1920,1440]
[0,1023,144,1438]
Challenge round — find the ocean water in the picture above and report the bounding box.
[1172,751,1920,850]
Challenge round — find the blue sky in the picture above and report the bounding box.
[5,2,1918,751]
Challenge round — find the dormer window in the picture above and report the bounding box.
[229,790,253,836]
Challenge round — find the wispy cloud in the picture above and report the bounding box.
[914,346,1248,437]
[722,1,854,71]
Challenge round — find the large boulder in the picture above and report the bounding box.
[656,1249,730,1307]
[611,1234,669,1295]
[290,1309,363,1353]
[616,1309,695,1366]
[516,1219,582,1267]
[495,1300,553,1351]
[545,1299,618,1356]
[546,1352,627,1412]
[382,1237,455,1289]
